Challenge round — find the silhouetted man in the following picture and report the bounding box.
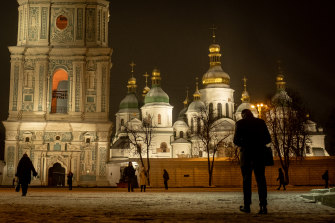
[124,162,135,192]
[322,170,329,189]
[234,109,271,214]
[16,154,37,196]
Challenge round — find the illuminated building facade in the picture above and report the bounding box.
[1,0,113,186]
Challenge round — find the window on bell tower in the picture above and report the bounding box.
[51,69,68,114]
[158,114,161,124]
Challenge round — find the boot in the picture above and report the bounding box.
[239,205,250,213]
[258,205,267,214]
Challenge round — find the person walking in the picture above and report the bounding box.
[322,170,329,189]
[16,153,37,196]
[124,162,136,192]
[276,168,286,190]
[67,171,73,190]
[139,167,148,192]
[163,169,169,190]
[233,109,271,214]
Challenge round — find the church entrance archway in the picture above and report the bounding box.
[48,163,65,187]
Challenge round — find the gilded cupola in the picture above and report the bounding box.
[202,26,230,88]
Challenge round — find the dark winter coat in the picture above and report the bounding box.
[124,166,135,181]
[16,155,37,184]
[322,171,329,181]
[233,116,271,167]
[277,170,285,183]
[67,172,73,185]
[163,171,169,182]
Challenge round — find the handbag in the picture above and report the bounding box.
[15,183,20,192]
[264,146,274,166]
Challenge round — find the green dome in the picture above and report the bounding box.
[144,86,169,104]
[119,93,139,110]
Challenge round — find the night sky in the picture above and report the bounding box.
[1,0,334,127]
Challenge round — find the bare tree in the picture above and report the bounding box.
[193,106,233,186]
[264,90,310,184]
[122,116,155,185]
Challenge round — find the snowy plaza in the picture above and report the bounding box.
[0,187,334,223]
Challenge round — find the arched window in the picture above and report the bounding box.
[226,103,229,118]
[120,119,124,127]
[217,103,222,118]
[86,138,91,143]
[180,131,184,138]
[25,137,30,142]
[191,118,194,133]
[209,103,214,120]
[51,69,68,113]
[197,117,201,133]
[158,114,161,124]
[160,142,167,152]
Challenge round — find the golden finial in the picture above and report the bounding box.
[209,25,217,43]
[130,61,136,76]
[143,72,149,87]
[142,72,150,98]
[241,76,250,102]
[193,77,201,101]
[183,87,189,107]
[243,76,247,92]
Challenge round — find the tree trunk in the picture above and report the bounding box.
[147,150,151,186]
[283,166,290,185]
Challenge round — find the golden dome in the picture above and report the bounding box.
[151,68,161,86]
[202,41,230,87]
[127,76,137,93]
[152,68,161,77]
[209,44,220,53]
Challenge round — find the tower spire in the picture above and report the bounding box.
[130,61,136,77]
[276,60,286,91]
[209,24,217,43]
[208,25,222,68]
[241,76,250,102]
[183,87,189,107]
[193,77,201,101]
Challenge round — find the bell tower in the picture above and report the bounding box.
[2,0,113,186]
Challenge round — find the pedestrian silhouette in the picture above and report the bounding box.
[277,168,286,190]
[163,169,169,190]
[15,153,37,196]
[233,109,271,214]
[124,162,135,192]
[139,167,148,192]
[322,170,329,189]
[67,171,73,190]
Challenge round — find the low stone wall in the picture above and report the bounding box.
[141,157,335,187]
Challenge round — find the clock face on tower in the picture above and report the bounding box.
[56,15,68,30]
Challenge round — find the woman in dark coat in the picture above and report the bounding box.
[163,169,169,190]
[16,154,37,196]
[67,171,73,190]
[277,168,286,190]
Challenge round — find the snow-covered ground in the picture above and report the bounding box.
[0,187,334,223]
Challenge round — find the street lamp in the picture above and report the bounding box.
[256,103,265,119]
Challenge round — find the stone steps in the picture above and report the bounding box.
[301,188,335,208]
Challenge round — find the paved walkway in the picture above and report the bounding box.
[0,187,334,223]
